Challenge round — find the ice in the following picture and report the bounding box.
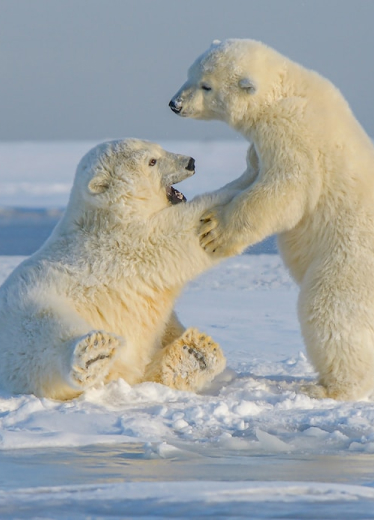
[1,481,374,519]
[255,429,293,452]
[0,254,373,516]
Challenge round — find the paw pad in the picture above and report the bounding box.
[69,330,123,389]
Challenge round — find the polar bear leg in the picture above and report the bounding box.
[144,327,226,392]
[299,281,374,401]
[67,330,123,390]
[23,298,125,399]
[161,311,185,347]
[301,373,373,401]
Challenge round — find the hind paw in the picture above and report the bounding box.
[68,330,123,389]
[151,327,226,392]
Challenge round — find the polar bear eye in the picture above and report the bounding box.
[201,85,212,91]
[149,158,157,166]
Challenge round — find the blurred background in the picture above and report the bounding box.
[1,0,374,142]
[0,0,373,254]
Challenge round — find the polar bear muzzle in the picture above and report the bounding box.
[164,156,195,205]
[169,97,183,114]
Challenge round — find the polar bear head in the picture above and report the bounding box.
[169,39,287,130]
[68,139,195,218]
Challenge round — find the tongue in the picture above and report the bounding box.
[167,186,187,205]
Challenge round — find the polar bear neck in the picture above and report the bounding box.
[43,204,191,295]
[231,59,359,145]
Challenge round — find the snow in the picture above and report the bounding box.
[0,142,374,518]
[0,254,373,458]
[0,254,374,517]
[2,481,374,519]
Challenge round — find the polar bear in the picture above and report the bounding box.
[0,139,231,400]
[170,38,374,401]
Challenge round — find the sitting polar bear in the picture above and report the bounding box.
[0,139,233,400]
[170,38,374,401]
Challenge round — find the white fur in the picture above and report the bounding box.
[171,39,374,400]
[0,139,229,399]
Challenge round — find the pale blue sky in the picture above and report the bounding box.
[1,0,374,140]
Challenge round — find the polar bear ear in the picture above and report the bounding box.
[239,78,256,93]
[212,39,221,45]
[88,171,111,194]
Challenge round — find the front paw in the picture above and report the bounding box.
[199,207,240,257]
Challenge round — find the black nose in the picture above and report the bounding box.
[186,157,195,171]
[169,99,181,114]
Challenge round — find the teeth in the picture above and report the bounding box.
[167,186,187,205]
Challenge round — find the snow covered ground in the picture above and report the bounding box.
[0,142,374,518]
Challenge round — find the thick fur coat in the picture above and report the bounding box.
[0,139,231,399]
[170,39,374,400]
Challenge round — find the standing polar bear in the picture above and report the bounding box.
[0,139,233,400]
[170,38,374,401]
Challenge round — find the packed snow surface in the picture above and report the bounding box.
[1,254,374,517]
[0,254,373,457]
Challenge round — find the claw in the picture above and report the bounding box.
[200,210,215,221]
[200,236,216,249]
[187,346,207,370]
[199,220,217,236]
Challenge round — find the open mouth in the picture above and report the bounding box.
[166,185,187,205]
